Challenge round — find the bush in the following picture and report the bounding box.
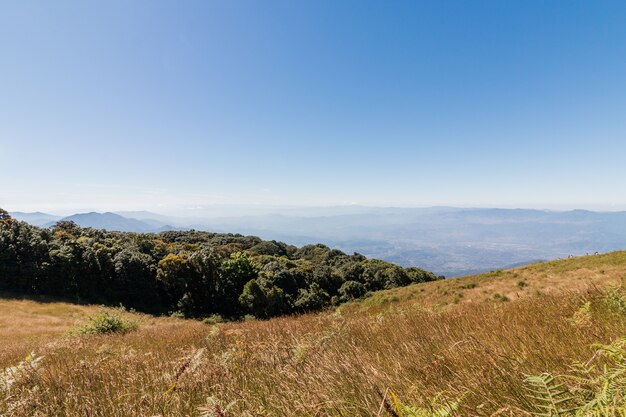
[170,311,186,319]
[72,311,138,335]
[202,314,225,325]
[493,293,510,302]
[243,314,256,322]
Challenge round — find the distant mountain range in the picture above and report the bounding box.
[11,211,183,233]
[10,211,62,226]
[10,206,626,277]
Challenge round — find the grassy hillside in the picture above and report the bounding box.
[2,252,626,416]
[344,251,626,313]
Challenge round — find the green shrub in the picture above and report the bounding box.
[493,293,510,302]
[170,311,186,319]
[516,280,528,288]
[72,311,138,335]
[452,293,463,304]
[243,314,257,322]
[202,314,225,325]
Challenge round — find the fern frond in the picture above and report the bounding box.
[384,389,462,417]
[524,373,577,417]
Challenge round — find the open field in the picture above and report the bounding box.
[2,252,626,416]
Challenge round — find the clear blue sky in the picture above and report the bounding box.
[2,1,626,213]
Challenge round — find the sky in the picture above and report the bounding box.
[2,0,626,214]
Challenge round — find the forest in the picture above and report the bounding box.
[0,208,440,319]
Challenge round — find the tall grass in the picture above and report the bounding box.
[2,286,626,416]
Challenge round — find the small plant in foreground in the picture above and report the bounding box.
[524,373,576,416]
[71,311,138,335]
[198,396,236,417]
[379,389,463,417]
[603,286,626,315]
[0,352,44,392]
[569,301,593,328]
[524,337,626,416]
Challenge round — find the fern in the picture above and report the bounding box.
[569,338,626,416]
[603,287,626,315]
[524,373,577,417]
[525,337,626,417]
[386,389,462,417]
[198,396,237,417]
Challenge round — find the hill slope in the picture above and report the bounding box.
[344,250,626,313]
[2,253,626,416]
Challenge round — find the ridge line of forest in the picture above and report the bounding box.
[0,208,441,319]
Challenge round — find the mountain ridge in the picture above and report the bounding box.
[11,207,626,276]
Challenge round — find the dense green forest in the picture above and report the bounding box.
[0,208,440,318]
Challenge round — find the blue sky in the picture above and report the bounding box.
[2,1,626,213]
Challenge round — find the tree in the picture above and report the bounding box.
[0,219,438,319]
[294,283,330,312]
[113,249,158,311]
[218,252,258,315]
[0,208,11,221]
[187,248,220,314]
[406,267,440,283]
[53,220,78,231]
[156,253,193,309]
[338,280,366,301]
[312,264,343,294]
[360,259,410,290]
[239,279,288,318]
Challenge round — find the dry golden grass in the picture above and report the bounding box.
[2,252,626,416]
[343,251,626,314]
[0,296,100,368]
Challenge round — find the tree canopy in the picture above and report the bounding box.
[0,209,442,319]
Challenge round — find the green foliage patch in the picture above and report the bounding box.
[71,311,138,335]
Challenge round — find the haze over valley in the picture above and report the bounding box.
[11,206,626,276]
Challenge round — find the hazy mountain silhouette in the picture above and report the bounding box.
[10,211,61,226]
[12,207,626,276]
[39,212,181,233]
